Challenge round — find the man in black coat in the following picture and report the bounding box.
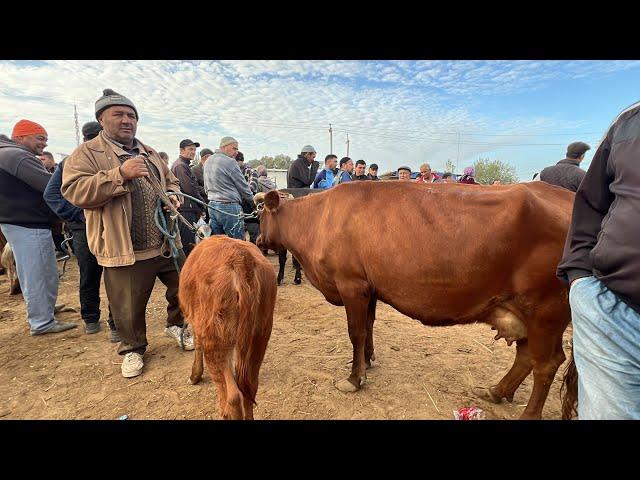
[538,141,590,192]
[287,145,320,188]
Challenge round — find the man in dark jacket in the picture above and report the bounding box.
[192,147,213,203]
[43,122,120,341]
[557,102,640,419]
[0,119,77,336]
[538,142,590,192]
[353,159,368,180]
[367,163,380,181]
[287,145,320,188]
[171,139,207,256]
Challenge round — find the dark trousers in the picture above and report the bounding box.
[245,222,260,244]
[71,226,115,330]
[104,254,184,355]
[178,210,199,257]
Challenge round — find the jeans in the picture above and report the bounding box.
[569,275,640,419]
[208,201,244,240]
[70,225,115,331]
[0,223,58,333]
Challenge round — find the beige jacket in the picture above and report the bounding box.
[61,132,182,267]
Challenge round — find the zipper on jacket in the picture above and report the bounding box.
[121,199,133,254]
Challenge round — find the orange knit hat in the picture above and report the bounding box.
[11,119,47,138]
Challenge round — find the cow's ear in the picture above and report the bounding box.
[264,190,281,212]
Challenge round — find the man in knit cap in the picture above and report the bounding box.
[0,119,77,336]
[81,121,102,142]
[203,136,255,240]
[62,89,193,379]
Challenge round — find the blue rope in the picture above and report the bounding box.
[153,198,182,274]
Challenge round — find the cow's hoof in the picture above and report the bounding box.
[472,386,503,404]
[335,378,359,393]
[294,277,301,285]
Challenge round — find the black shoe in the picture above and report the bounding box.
[85,322,101,334]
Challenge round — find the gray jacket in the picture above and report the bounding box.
[204,151,254,205]
[539,158,586,192]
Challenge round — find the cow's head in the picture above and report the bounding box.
[254,190,290,251]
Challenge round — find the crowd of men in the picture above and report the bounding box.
[0,87,638,419]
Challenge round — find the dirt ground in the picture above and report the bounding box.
[0,255,572,420]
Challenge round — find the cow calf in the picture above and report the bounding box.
[179,235,277,420]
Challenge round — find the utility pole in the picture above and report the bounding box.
[329,123,333,154]
[456,131,461,173]
[346,133,350,158]
[74,103,80,147]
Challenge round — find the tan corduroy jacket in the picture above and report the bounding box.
[61,132,182,267]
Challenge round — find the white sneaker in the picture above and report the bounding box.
[165,325,195,351]
[121,352,144,378]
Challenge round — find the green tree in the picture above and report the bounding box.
[473,158,518,185]
[248,154,293,170]
[444,159,456,174]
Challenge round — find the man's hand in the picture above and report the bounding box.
[163,194,182,212]
[119,156,149,180]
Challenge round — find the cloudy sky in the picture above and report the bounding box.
[1,60,639,180]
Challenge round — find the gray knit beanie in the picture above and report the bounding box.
[95,89,139,121]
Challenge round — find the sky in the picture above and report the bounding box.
[1,60,639,180]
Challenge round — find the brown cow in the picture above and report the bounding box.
[256,181,575,419]
[179,235,277,420]
[1,241,20,294]
[0,230,6,275]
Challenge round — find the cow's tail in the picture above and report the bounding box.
[232,252,261,407]
[560,338,578,420]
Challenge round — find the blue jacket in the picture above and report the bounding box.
[43,159,85,226]
[313,167,335,189]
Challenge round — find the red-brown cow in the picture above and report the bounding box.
[1,239,20,294]
[255,181,575,419]
[179,235,277,420]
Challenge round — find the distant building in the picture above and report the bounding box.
[266,168,288,189]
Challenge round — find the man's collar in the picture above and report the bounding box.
[103,132,141,154]
[559,158,581,166]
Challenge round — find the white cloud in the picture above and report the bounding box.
[0,60,636,178]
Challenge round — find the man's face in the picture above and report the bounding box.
[40,154,55,170]
[326,158,337,170]
[17,134,48,155]
[201,154,211,165]
[180,145,197,160]
[369,167,378,177]
[420,165,432,178]
[355,164,366,176]
[221,143,239,158]
[398,169,411,181]
[304,152,317,163]
[99,106,137,145]
[343,159,354,173]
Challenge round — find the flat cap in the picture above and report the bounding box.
[567,141,591,158]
